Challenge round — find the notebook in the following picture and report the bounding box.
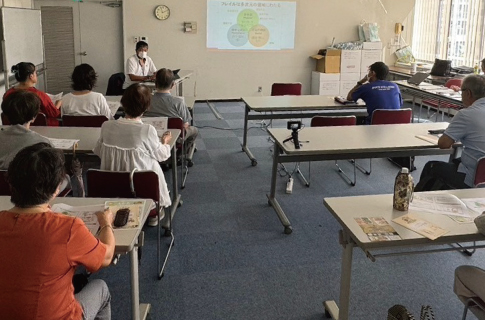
[407,72,430,85]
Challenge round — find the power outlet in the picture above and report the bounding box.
[258,86,262,92]
[286,177,293,194]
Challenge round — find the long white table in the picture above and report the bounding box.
[142,69,193,96]
[20,126,183,226]
[105,95,196,124]
[0,196,154,320]
[323,189,485,320]
[267,123,453,234]
[395,80,462,121]
[241,95,367,166]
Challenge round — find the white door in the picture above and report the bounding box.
[36,0,123,95]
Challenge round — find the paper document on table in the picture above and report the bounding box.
[393,213,449,240]
[51,203,104,234]
[410,193,471,217]
[415,134,440,145]
[105,200,145,229]
[354,217,401,242]
[142,117,168,136]
[461,198,485,215]
[48,138,79,150]
[106,101,121,117]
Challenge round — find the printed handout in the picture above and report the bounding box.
[51,203,104,234]
[105,200,145,229]
[393,213,449,240]
[354,217,401,242]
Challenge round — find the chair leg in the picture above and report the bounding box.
[335,160,356,186]
[353,159,372,175]
[295,163,310,187]
[456,241,476,256]
[158,207,175,280]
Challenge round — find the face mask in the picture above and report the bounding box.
[138,51,147,59]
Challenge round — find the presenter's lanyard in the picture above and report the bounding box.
[139,58,147,76]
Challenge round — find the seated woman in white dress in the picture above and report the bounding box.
[94,83,172,227]
[62,64,113,119]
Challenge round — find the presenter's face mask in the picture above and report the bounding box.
[137,49,148,59]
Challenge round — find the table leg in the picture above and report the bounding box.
[130,245,141,320]
[324,230,354,320]
[165,144,181,231]
[242,104,257,166]
[266,142,292,234]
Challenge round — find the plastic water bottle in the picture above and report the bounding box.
[393,168,414,211]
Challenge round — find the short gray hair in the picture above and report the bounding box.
[462,75,485,99]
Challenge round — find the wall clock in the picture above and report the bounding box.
[154,5,170,20]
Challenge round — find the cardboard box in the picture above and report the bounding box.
[310,49,341,73]
[311,71,340,95]
[360,49,382,73]
[362,41,383,50]
[339,73,360,96]
[340,50,362,73]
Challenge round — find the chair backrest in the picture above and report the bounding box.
[62,115,109,127]
[167,117,184,139]
[445,78,462,89]
[0,170,10,196]
[86,169,159,203]
[271,83,302,96]
[311,115,356,127]
[371,108,413,125]
[106,73,125,96]
[474,157,485,187]
[1,112,47,126]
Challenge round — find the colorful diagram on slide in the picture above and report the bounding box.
[207,0,296,50]
[227,9,269,47]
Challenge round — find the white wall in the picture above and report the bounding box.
[123,0,416,99]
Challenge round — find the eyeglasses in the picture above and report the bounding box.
[461,88,470,95]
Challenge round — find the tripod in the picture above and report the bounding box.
[283,128,300,149]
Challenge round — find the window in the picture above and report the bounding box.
[412,0,485,67]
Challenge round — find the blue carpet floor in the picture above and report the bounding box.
[92,101,481,320]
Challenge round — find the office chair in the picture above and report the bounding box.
[0,169,72,197]
[106,72,125,96]
[0,170,10,196]
[270,83,305,184]
[354,108,413,175]
[62,115,109,127]
[168,117,195,189]
[454,157,485,257]
[307,116,357,186]
[460,297,485,320]
[421,78,463,122]
[1,112,47,126]
[271,83,302,96]
[86,169,173,280]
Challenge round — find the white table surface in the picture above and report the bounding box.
[268,122,450,156]
[0,196,152,253]
[325,189,485,249]
[19,126,180,153]
[242,95,365,112]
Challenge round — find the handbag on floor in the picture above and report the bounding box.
[388,304,415,320]
[387,304,435,320]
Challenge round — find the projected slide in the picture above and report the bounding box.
[207,0,296,50]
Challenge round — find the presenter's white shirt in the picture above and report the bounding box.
[124,54,157,89]
[61,92,113,119]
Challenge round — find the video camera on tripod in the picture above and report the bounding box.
[283,120,302,149]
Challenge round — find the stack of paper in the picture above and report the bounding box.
[48,138,79,150]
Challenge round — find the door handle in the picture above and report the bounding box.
[80,51,87,56]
